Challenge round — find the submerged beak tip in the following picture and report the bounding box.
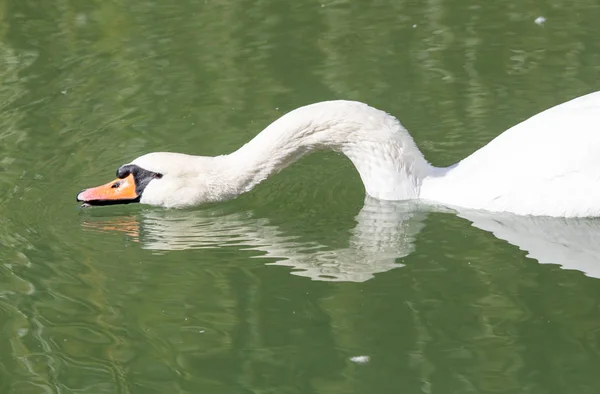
[76,189,88,202]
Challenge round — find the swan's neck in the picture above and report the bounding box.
[221,100,434,200]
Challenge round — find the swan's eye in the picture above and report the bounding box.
[111,181,121,189]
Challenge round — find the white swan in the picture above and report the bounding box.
[77,91,600,217]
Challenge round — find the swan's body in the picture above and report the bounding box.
[77,91,600,217]
[422,91,600,216]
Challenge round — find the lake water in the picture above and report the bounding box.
[1,0,600,393]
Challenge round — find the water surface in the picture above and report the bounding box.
[1,0,600,393]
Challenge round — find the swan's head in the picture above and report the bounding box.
[77,152,222,208]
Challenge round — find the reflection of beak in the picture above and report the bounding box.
[81,216,140,238]
[77,173,140,206]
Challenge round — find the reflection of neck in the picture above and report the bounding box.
[222,101,434,200]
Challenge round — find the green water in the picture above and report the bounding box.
[1,0,600,393]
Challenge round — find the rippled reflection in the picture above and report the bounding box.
[81,198,427,282]
[81,199,600,282]
[458,210,600,279]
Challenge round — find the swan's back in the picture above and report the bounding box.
[421,91,600,217]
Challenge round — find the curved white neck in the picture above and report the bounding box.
[221,100,434,200]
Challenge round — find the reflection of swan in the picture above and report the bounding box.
[457,210,600,279]
[81,199,600,281]
[78,93,600,217]
[81,198,427,282]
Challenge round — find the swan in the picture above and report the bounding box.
[77,91,600,217]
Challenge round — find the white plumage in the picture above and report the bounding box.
[127,91,600,217]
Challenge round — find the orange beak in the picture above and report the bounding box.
[77,173,140,206]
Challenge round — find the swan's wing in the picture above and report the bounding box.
[425,91,600,217]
